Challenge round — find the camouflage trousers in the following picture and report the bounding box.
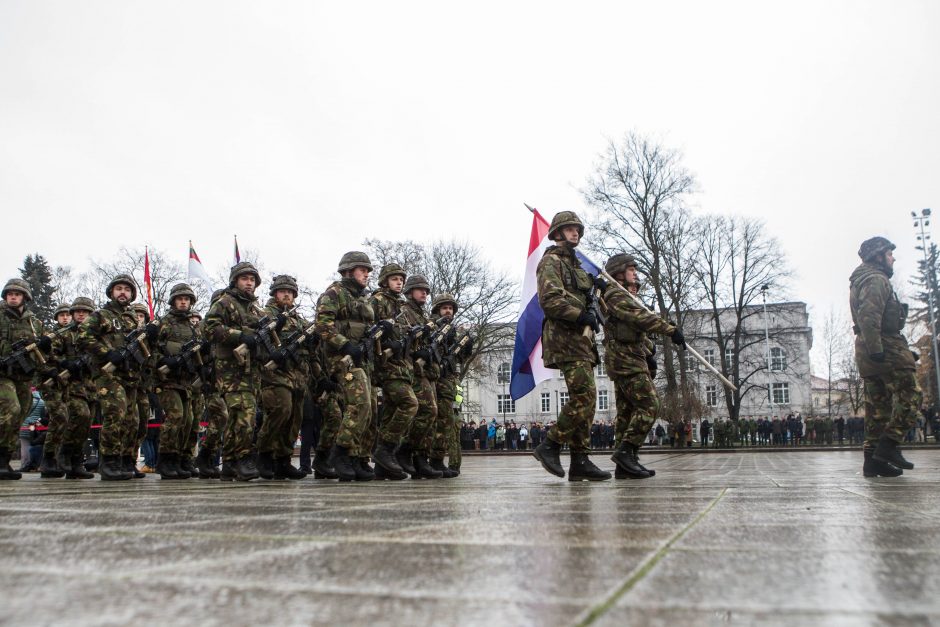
[377,378,418,444]
[0,377,32,453]
[612,372,661,448]
[222,386,260,462]
[353,388,378,459]
[863,370,922,447]
[435,386,458,465]
[156,388,194,456]
[406,376,438,454]
[134,389,150,457]
[63,395,94,452]
[258,384,306,458]
[41,387,69,453]
[315,391,342,451]
[548,361,596,452]
[95,375,139,457]
[200,392,227,454]
[334,367,372,451]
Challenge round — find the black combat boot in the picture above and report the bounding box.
[312,448,338,479]
[353,458,375,482]
[328,445,357,482]
[611,442,651,479]
[194,448,213,479]
[66,451,94,479]
[177,455,195,479]
[0,449,22,480]
[374,463,406,481]
[412,453,443,479]
[220,460,237,481]
[569,452,612,481]
[429,458,457,478]
[274,455,306,480]
[872,436,914,470]
[123,455,145,479]
[99,455,132,481]
[863,448,903,477]
[156,453,182,480]
[395,443,417,476]
[235,455,260,481]
[373,440,407,479]
[55,446,73,475]
[257,451,276,479]
[533,437,565,478]
[39,451,65,478]
[203,450,221,478]
[447,465,460,477]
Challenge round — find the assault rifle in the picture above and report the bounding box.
[1,337,47,377]
[414,319,454,368]
[440,331,473,378]
[102,327,151,374]
[263,323,319,372]
[339,319,393,368]
[42,354,94,387]
[157,338,206,386]
[582,285,607,338]
[233,306,297,366]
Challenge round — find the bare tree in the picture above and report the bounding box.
[818,308,852,416]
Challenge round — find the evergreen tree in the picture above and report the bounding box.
[19,253,57,325]
[912,242,940,409]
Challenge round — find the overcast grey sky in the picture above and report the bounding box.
[2,1,938,369]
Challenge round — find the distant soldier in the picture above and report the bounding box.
[194,289,227,479]
[37,302,73,478]
[0,279,47,480]
[600,254,683,479]
[204,262,265,481]
[130,302,155,478]
[431,293,473,477]
[532,211,610,481]
[55,297,97,479]
[315,251,377,482]
[77,274,152,480]
[256,275,309,480]
[850,237,918,477]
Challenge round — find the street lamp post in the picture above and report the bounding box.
[761,284,774,420]
[913,208,940,412]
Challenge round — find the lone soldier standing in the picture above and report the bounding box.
[850,237,919,477]
[532,211,611,481]
[602,254,684,479]
[315,251,377,482]
[0,279,47,480]
[204,262,265,481]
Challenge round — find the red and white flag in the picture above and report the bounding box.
[188,241,214,290]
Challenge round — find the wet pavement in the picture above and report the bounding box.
[2,450,939,626]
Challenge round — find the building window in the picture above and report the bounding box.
[540,392,551,413]
[813,396,820,407]
[704,348,716,367]
[560,391,569,407]
[596,360,606,377]
[771,347,787,372]
[497,394,515,414]
[497,362,511,384]
[772,383,790,405]
[598,389,609,411]
[685,354,697,371]
[705,385,718,407]
[724,347,733,371]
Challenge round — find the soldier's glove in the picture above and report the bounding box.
[870,352,886,363]
[160,355,182,371]
[593,276,609,292]
[105,350,125,367]
[144,322,161,342]
[238,331,258,351]
[911,350,921,362]
[314,377,341,395]
[270,348,289,367]
[576,310,600,333]
[35,336,53,353]
[384,339,405,359]
[274,313,288,332]
[412,348,433,364]
[646,354,658,375]
[462,337,475,356]
[341,341,364,366]
[376,320,394,336]
[303,333,320,350]
[65,359,84,378]
[670,328,686,348]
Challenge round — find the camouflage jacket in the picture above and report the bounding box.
[401,297,439,381]
[155,309,203,391]
[0,302,45,382]
[849,262,915,376]
[37,321,74,393]
[601,282,674,377]
[434,318,472,400]
[77,300,141,384]
[315,278,375,375]
[260,299,311,390]
[536,244,597,368]
[369,287,412,383]
[204,288,264,392]
[60,326,96,400]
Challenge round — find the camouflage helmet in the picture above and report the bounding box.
[547,211,585,240]
[605,253,638,276]
[1,278,32,302]
[106,274,138,301]
[168,282,197,306]
[378,263,407,287]
[69,297,96,313]
[403,274,431,294]
[229,261,261,288]
[337,251,373,273]
[858,236,896,263]
[431,292,458,315]
[189,311,203,321]
[131,302,151,322]
[54,302,72,317]
[269,274,299,296]
[210,289,225,304]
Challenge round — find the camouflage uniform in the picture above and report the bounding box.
[59,298,98,476]
[197,309,226,465]
[0,280,45,476]
[38,310,73,475]
[204,263,265,474]
[399,287,439,458]
[77,275,145,479]
[431,293,473,474]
